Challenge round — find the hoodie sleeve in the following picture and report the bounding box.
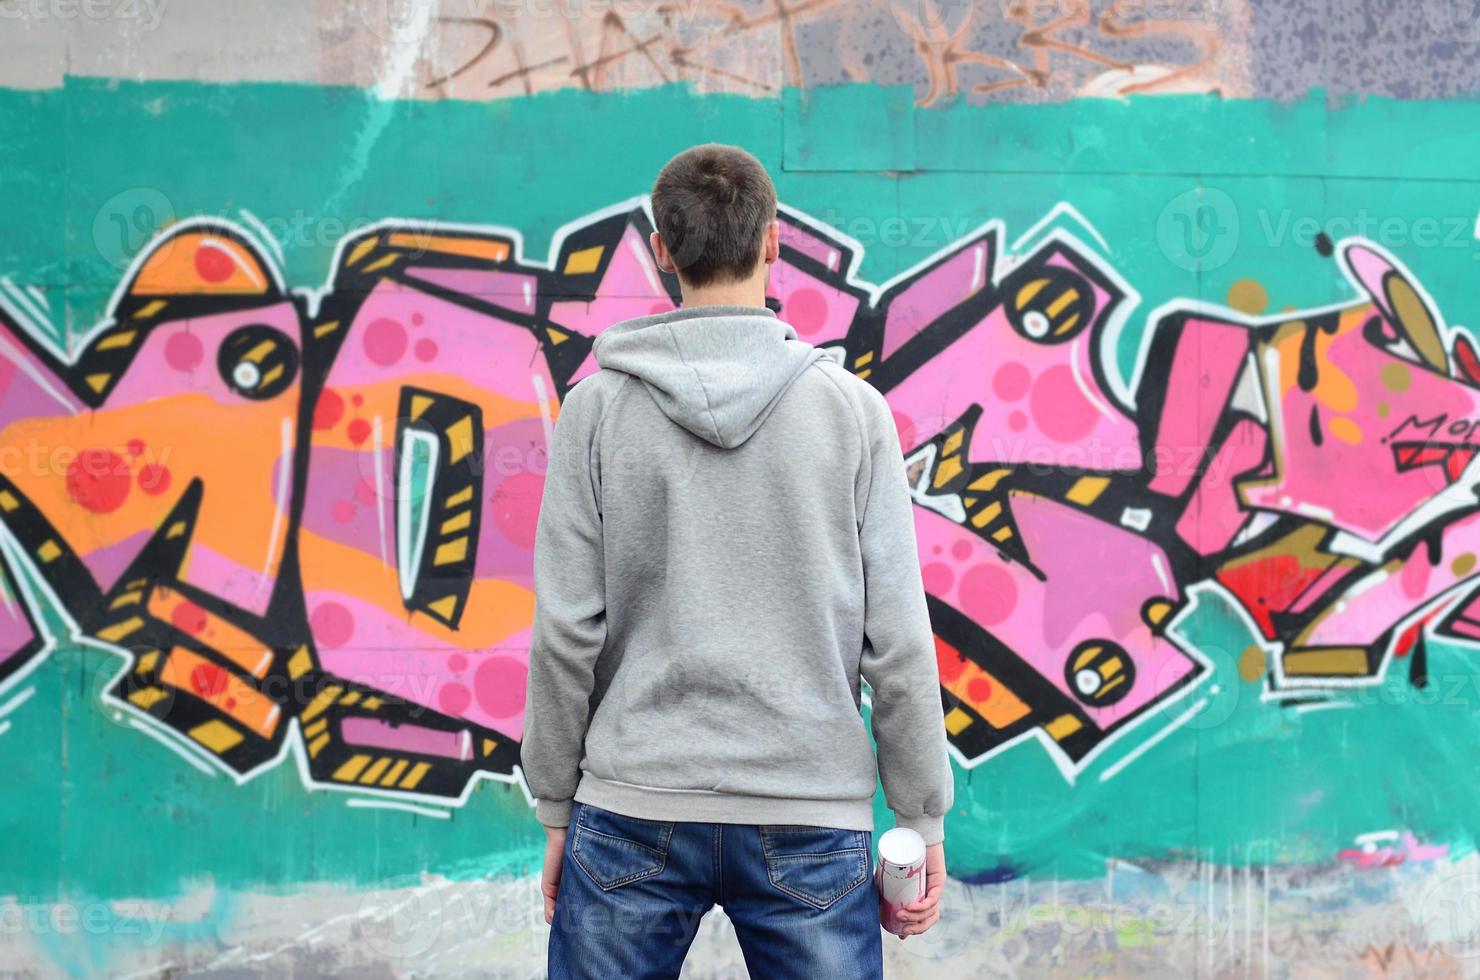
[853,383,955,846]
[521,378,607,829]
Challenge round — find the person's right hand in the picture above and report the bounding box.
[894,842,945,939]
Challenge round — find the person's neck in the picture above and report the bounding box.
[678,276,769,311]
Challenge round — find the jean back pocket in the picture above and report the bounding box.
[570,803,675,891]
[758,825,870,911]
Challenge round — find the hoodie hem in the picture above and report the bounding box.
[574,773,876,831]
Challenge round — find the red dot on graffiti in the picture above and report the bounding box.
[190,662,229,699]
[448,653,468,673]
[194,244,235,283]
[650,302,671,315]
[66,448,131,514]
[126,438,145,458]
[785,287,828,337]
[1030,364,1100,443]
[351,393,364,407]
[354,477,378,507]
[138,464,171,496]
[331,500,355,524]
[310,601,355,649]
[414,339,438,362]
[164,331,203,372]
[959,562,1018,627]
[993,362,1031,402]
[474,656,527,719]
[439,682,472,717]
[492,473,543,549]
[921,561,955,596]
[313,388,345,431]
[347,419,372,446]
[967,677,993,703]
[1008,411,1028,432]
[170,599,208,636]
[363,317,408,366]
[411,313,425,326]
[951,539,973,561]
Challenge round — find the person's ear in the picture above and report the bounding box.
[762,219,781,266]
[650,230,678,274]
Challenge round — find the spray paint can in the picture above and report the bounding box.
[875,827,926,936]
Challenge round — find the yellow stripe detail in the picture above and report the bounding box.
[970,502,1002,528]
[96,617,144,643]
[1283,648,1370,676]
[1045,288,1079,317]
[189,720,244,754]
[96,330,137,351]
[360,758,392,785]
[381,760,410,787]
[564,245,604,275]
[933,455,963,488]
[434,538,468,565]
[400,762,432,790]
[1045,715,1083,740]
[362,252,401,274]
[968,469,1010,492]
[346,238,379,267]
[300,685,343,723]
[1066,475,1110,506]
[333,755,372,782]
[128,687,169,710]
[287,645,313,680]
[426,595,458,620]
[446,416,474,464]
[1015,278,1049,308]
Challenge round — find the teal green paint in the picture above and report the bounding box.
[3,78,1480,900]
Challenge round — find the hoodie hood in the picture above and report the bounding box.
[591,305,827,449]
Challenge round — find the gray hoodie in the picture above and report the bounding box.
[520,304,954,845]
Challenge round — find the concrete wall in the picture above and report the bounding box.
[5,1,1480,976]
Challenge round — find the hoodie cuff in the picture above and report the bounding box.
[536,798,573,828]
[894,813,945,846]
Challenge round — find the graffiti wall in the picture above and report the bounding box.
[7,1,1480,976]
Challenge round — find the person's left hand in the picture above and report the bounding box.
[541,825,568,924]
[894,842,945,939]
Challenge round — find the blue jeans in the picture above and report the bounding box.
[549,800,883,979]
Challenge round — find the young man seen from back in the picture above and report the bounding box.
[522,143,954,979]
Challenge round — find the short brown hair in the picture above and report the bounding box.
[651,144,777,288]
